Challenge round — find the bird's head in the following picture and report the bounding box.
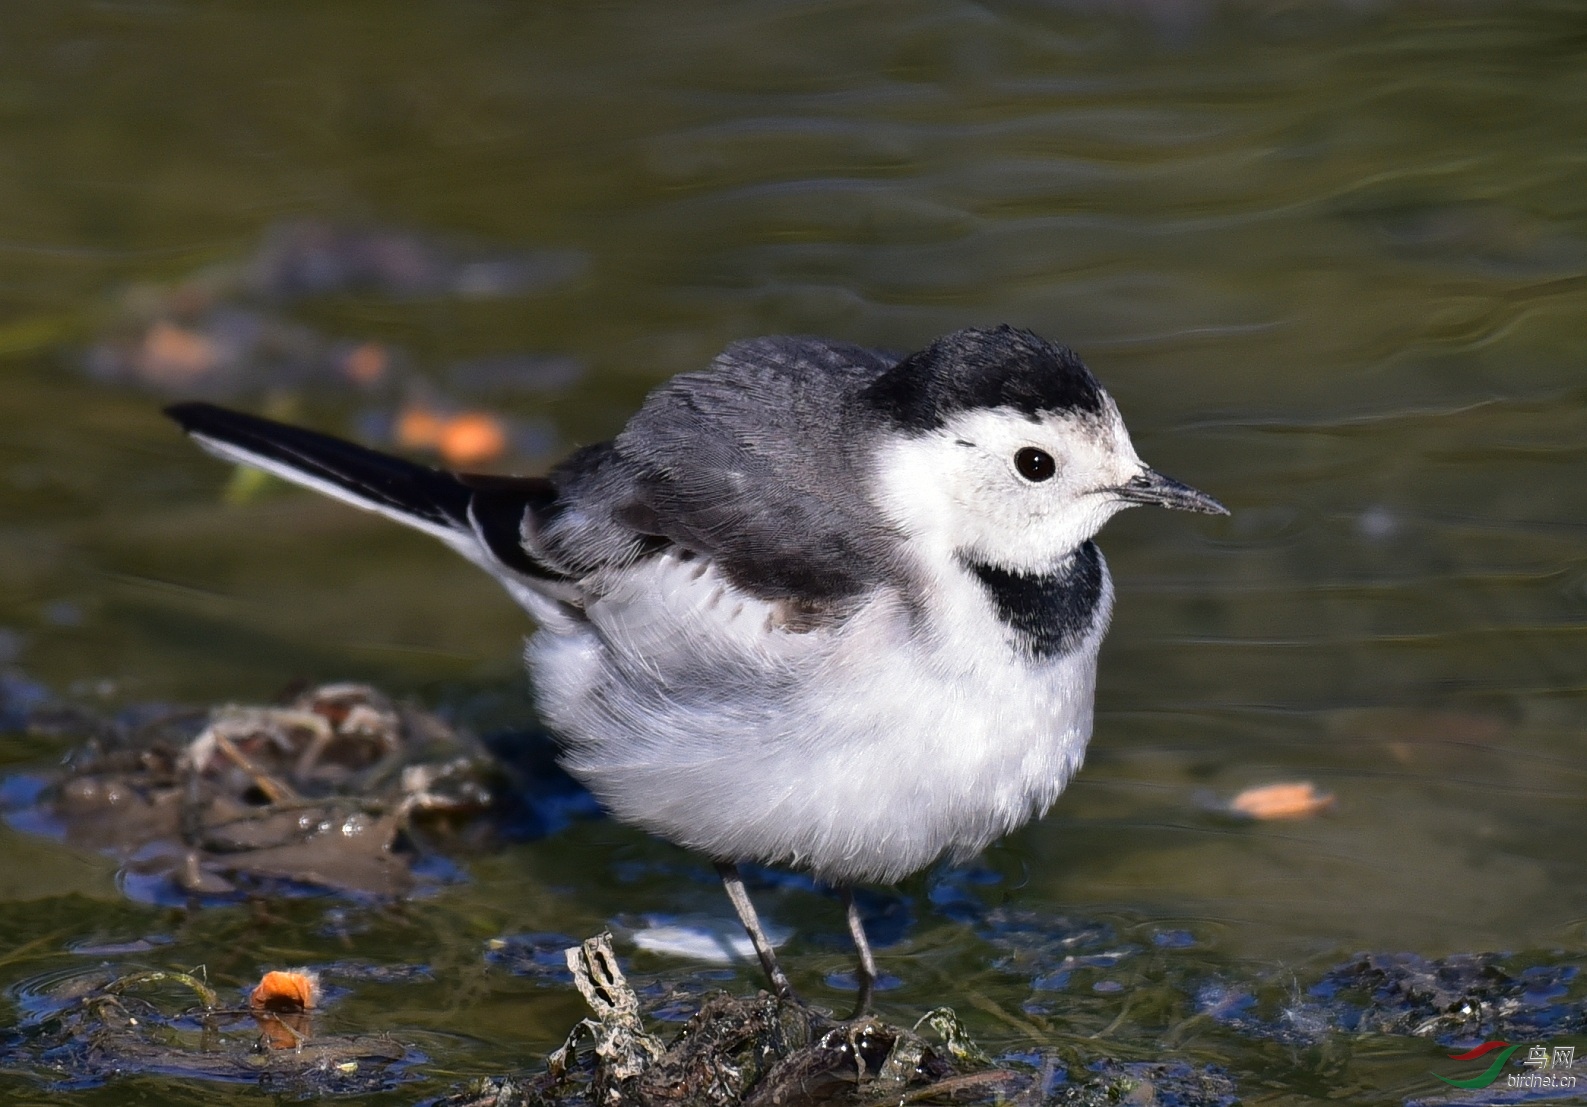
[863,326,1226,575]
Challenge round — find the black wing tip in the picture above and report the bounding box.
[164,401,254,437]
[164,399,210,426]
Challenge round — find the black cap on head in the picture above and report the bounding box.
[863,325,1106,432]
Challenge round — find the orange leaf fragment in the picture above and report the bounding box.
[1228,782,1335,821]
[395,405,446,449]
[250,968,319,1012]
[438,411,507,466]
[136,320,219,385]
[395,406,509,465]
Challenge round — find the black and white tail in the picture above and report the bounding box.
[165,402,577,614]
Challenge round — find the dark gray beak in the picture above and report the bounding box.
[1115,468,1229,515]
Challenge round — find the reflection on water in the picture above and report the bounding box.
[0,1,1584,1102]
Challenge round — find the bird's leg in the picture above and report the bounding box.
[716,862,793,999]
[841,886,877,1015]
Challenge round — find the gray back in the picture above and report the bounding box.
[541,337,905,606]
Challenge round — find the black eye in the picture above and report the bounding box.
[1015,447,1056,482]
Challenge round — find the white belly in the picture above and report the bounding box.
[528,549,1113,885]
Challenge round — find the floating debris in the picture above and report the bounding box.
[249,967,320,1051]
[85,303,365,398]
[1224,782,1336,821]
[395,403,512,465]
[251,968,320,1012]
[627,914,791,967]
[79,218,584,471]
[548,934,666,1088]
[7,683,507,900]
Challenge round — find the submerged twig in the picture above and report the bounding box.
[104,969,219,1010]
[209,729,300,804]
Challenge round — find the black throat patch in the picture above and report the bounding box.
[966,542,1105,659]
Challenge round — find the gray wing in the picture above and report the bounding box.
[538,336,905,607]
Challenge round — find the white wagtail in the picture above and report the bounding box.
[166,324,1225,1002]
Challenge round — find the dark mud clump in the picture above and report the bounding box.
[440,934,1239,1107]
[8,683,508,899]
[441,934,1031,1107]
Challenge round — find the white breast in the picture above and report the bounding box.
[528,546,1113,885]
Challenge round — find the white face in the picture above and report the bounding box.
[870,399,1147,575]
